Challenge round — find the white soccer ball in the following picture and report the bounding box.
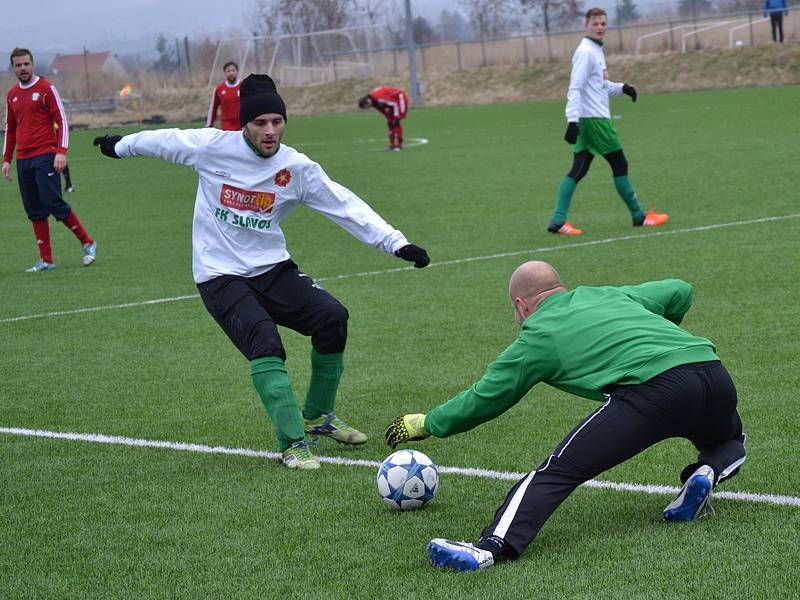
[735,40,744,48]
[376,449,438,510]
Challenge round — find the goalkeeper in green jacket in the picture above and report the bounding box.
[386,260,746,572]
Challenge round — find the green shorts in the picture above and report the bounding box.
[574,117,622,156]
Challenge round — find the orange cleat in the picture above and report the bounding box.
[639,209,669,228]
[548,222,583,235]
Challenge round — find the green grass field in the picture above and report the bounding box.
[2,85,799,599]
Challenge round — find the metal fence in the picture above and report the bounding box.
[317,7,799,81]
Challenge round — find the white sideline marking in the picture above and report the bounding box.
[2,426,799,508]
[0,295,200,324]
[2,212,799,325]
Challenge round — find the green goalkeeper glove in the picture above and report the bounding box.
[385,414,430,449]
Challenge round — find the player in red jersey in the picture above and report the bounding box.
[358,86,409,151]
[2,48,96,272]
[206,61,241,131]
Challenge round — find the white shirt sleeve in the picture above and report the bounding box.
[114,128,223,167]
[300,161,409,255]
[607,81,624,97]
[565,48,592,122]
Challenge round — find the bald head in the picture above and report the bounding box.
[509,261,566,324]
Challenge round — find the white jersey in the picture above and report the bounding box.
[115,128,409,283]
[565,37,624,122]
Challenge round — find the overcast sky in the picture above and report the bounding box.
[1,0,457,59]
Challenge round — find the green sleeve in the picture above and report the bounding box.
[617,279,694,325]
[424,338,548,438]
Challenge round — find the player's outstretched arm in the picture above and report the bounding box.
[93,135,122,159]
[385,414,430,449]
[394,243,430,268]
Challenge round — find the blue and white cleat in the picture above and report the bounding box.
[25,259,56,273]
[82,241,97,266]
[428,538,494,571]
[663,465,715,522]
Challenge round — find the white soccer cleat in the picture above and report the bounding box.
[25,259,56,273]
[82,241,97,266]
[428,538,494,571]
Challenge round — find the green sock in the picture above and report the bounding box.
[302,349,344,421]
[613,175,644,223]
[250,357,304,452]
[551,176,577,225]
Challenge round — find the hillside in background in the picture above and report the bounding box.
[69,43,800,128]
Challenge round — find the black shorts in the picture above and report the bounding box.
[197,260,349,362]
[16,154,72,221]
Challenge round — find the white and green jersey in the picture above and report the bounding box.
[565,37,624,122]
[114,129,409,283]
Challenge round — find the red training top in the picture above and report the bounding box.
[3,76,69,162]
[368,87,409,120]
[206,80,241,131]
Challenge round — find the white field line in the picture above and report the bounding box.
[2,426,798,508]
[3,212,799,325]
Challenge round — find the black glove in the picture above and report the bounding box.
[93,135,122,159]
[622,84,637,102]
[395,244,430,268]
[564,122,579,145]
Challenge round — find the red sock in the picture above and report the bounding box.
[62,211,93,245]
[32,219,53,263]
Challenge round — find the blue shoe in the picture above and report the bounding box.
[428,538,494,571]
[663,465,715,522]
[82,241,97,266]
[25,259,56,273]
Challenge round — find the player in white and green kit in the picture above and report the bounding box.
[93,75,430,470]
[548,7,669,235]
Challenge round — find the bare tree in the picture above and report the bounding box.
[714,0,761,13]
[440,9,472,41]
[250,0,357,36]
[353,0,387,27]
[380,0,407,47]
[413,16,439,43]
[459,0,517,39]
[518,0,584,34]
[678,0,713,18]
[617,0,641,23]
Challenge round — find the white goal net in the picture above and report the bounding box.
[209,24,388,87]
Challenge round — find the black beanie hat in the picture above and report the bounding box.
[239,74,287,127]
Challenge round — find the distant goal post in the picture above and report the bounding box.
[208,24,389,87]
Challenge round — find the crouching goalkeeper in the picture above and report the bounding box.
[386,260,746,571]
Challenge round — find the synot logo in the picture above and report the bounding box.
[220,184,276,213]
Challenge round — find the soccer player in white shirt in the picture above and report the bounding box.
[93,75,430,469]
[547,7,668,235]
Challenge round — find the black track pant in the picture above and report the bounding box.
[197,260,348,362]
[770,13,784,43]
[480,361,745,559]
